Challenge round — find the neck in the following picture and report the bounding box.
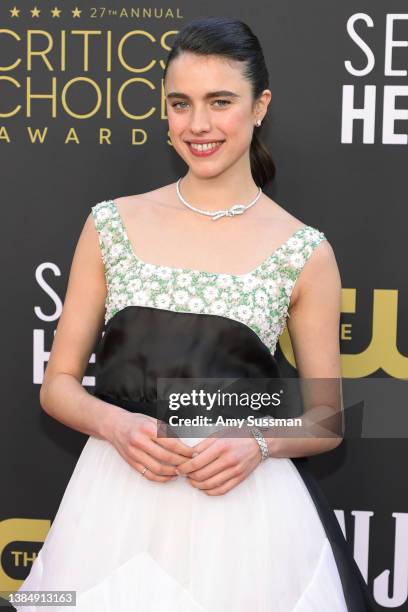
[177,169,261,213]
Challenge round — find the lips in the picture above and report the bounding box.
[185,140,225,157]
[186,139,225,144]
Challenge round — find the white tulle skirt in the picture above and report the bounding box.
[16,434,348,611]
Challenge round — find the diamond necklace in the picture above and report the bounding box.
[175,177,263,221]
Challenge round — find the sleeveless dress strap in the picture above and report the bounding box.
[287,227,327,274]
[275,226,327,319]
[91,200,132,282]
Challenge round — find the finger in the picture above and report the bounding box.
[130,423,194,466]
[186,455,237,482]
[138,437,195,467]
[133,420,192,460]
[154,433,196,458]
[190,435,220,455]
[114,446,176,482]
[177,440,226,475]
[128,446,179,476]
[133,461,177,483]
[204,477,241,496]
[188,464,241,490]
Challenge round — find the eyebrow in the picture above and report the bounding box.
[166,90,240,100]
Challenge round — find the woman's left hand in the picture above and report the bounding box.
[175,425,265,496]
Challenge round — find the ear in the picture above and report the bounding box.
[254,89,272,121]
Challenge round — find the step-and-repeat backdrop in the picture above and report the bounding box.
[1,1,407,609]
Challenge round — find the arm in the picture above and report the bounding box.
[267,239,344,459]
[39,212,127,440]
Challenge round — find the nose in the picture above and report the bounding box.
[189,105,211,133]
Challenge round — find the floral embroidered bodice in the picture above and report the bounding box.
[91,200,327,356]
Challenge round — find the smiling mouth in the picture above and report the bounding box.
[186,141,225,153]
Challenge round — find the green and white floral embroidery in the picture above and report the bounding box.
[91,200,326,356]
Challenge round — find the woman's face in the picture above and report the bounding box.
[164,52,270,179]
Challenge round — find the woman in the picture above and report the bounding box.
[16,16,375,612]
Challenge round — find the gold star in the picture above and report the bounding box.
[30,7,41,18]
[10,6,20,17]
[51,7,62,18]
[71,7,81,17]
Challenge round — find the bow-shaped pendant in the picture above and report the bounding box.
[212,204,246,221]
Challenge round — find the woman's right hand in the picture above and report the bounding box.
[106,411,195,482]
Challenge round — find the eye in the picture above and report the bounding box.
[172,100,231,108]
[213,99,231,108]
[171,101,189,109]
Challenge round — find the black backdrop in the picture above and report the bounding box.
[1,1,407,609]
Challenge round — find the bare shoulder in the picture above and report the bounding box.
[258,194,339,304]
[259,192,311,234]
[112,183,176,215]
[262,194,334,249]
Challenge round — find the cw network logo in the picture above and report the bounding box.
[281,288,407,379]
